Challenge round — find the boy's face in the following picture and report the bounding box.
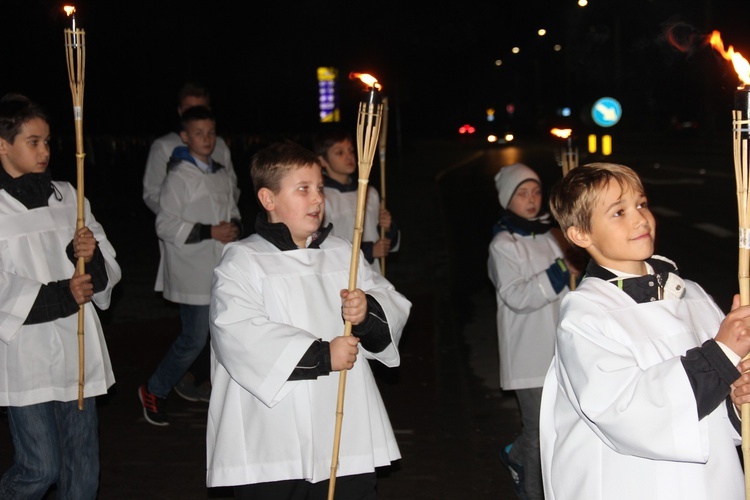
[572,179,655,275]
[0,117,50,178]
[507,180,542,220]
[259,164,325,248]
[318,138,355,184]
[180,119,216,163]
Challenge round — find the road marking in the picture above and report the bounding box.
[693,223,734,238]
[435,151,485,181]
[650,206,681,217]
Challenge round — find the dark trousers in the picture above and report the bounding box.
[234,472,377,500]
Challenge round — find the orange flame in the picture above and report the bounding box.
[349,72,382,90]
[550,128,572,139]
[709,30,750,86]
[63,5,76,16]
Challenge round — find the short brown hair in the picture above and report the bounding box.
[549,162,645,241]
[177,82,210,107]
[0,93,48,143]
[250,141,321,200]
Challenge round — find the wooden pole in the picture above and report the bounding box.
[378,97,389,276]
[561,137,578,290]
[64,12,86,410]
[328,87,383,500]
[732,106,750,498]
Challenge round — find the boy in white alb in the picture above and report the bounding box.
[0,94,121,499]
[541,162,750,500]
[207,141,411,499]
[142,82,237,402]
[138,105,241,426]
[314,129,399,274]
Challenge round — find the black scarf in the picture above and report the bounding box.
[0,169,56,209]
[492,211,553,237]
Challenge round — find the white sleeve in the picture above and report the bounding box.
[142,139,171,214]
[155,171,193,248]
[488,233,560,313]
[84,197,122,309]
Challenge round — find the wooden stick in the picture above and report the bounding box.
[561,140,579,290]
[378,97,389,276]
[328,92,383,500]
[732,109,750,498]
[65,25,87,410]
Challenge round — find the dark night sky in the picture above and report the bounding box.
[2,0,750,139]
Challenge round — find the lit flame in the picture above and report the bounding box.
[63,5,76,16]
[709,30,750,86]
[349,72,382,90]
[550,128,572,139]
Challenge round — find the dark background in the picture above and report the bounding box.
[2,0,750,142]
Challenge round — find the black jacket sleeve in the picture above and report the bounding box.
[66,241,109,292]
[288,340,333,380]
[681,339,741,421]
[24,280,80,325]
[351,295,392,353]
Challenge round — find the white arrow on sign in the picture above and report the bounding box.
[595,102,618,122]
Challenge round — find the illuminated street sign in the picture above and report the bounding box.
[591,97,622,127]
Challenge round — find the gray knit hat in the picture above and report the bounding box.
[494,163,540,209]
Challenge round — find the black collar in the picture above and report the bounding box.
[584,257,679,304]
[255,213,332,251]
[323,174,356,192]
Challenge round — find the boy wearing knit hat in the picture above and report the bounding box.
[488,162,581,500]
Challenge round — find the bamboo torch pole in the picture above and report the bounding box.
[552,128,579,290]
[707,30,750,498]
[378,97,389,276]
[63,5,87,410]
[733,89,750,499]
[328,76,383,500]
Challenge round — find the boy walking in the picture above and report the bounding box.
[541,162,750,499]
[142,81,237,402]
[206,141,411,498]
[0,94,121,498]
[314,129,399,274]
[139,105,241,426]
[488,163,579,500]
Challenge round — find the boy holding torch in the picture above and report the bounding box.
[0,94,120,499]
[541,162,750,500]
[206,142,410,498]
[313,128,399,275]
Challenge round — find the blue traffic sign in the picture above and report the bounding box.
[591,97,622,128]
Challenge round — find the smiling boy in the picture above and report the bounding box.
[540,162,750,500]
[206,141,411,499]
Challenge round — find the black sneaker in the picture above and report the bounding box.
[138,384,169,426]
[500,443,528,500]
